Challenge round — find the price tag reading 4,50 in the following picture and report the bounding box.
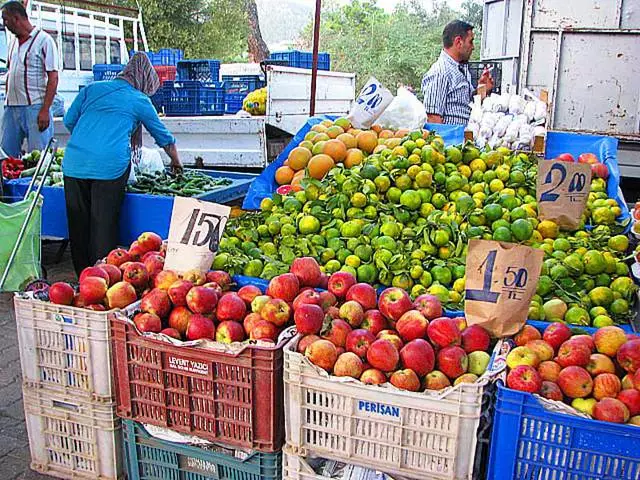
[537,159,591,230]
[464,240,544,337]
[164,197,231,274]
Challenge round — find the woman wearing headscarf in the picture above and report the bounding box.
[62,53,182,275]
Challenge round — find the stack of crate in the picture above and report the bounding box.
[162,59,225,116]
[14,294,125,479]
[111,277,286,479]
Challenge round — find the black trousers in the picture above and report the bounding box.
[64,168,129,276]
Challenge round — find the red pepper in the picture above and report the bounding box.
[2,157,24,179]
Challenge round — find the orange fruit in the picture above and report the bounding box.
[311,124,327,133]
[308,154,335,180]
[356,130,378,153]
[371,124,382,134]
[321,119,333,128]
[348,128,362,137]
[373,144,387,154]
[326,126,345,139]
[395,129,410,138]
[379,129,394,139]
[344,149,364,168]
[323,139,348,162]
[336,133,357,149]
[275,166,295,185]
[334,117,352,130]
[288,147,312,171]
[291,170,306,186]
[313,133,330,144]
[283,159,290,167]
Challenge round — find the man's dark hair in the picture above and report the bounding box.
[2,1,28,19]
[443,20,474,48]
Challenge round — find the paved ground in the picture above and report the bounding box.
[0,242,75,479]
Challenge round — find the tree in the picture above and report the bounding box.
[246,0,270,62]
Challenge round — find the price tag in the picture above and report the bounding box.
[164,197,230,274]
[464,240,544,337]
[347,77,393,129]
[537,159,591,230]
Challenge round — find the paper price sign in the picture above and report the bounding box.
[163,197,230,274]
[537,159,591,230]
[464,240,544,337]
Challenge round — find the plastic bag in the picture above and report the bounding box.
[136,147,165,175]
[347,77,394,129]
[376,87,427,131]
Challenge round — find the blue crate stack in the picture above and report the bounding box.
[268,50,330,70]
[221,74,266,114]
[163,80,225,116]
[92,64,125,81]
[129,48,184,66]
[177,59,220,82]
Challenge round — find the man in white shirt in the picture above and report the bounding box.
[1,1,59,157]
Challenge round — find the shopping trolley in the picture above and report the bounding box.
[0,138,58,292]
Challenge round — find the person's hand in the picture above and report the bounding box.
[37,107,51,132]
[170,158,183,175]
[478,68,494,93]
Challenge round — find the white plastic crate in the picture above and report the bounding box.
[284,336,490,480]
[14,294,138,400]
[23,384,123,479]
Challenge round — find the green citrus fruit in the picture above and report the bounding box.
[583,250,606,275]
[511,218,534,242]
[565,307,590,326]
[588,286,614,307]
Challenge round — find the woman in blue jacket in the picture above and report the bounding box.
[63,53,182,275]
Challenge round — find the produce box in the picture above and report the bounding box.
[22,383,122,479]
[123,420,282,480]
[130,48,184,66]
[487,383,640,480]
[176,59,221,82]
[222,74,266,94]
[164,80,225,116]
[268,51,330,70]
[93,64,125,81]
[225,92,247,114]
[283,335,498,480]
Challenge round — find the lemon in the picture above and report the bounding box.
[537,220,559,239]
[453,277,465,293]
[351,192,367,208]
[458,165,472,178]
[470,158,487,172]
[345,255,361,268]
[608,234,629,252]
[489,179,504,193]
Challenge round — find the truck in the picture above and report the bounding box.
[481,0,640,177]
[1,0,356,168]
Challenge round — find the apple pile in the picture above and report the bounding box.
[48,232,167,310]
[556,152,609,179]
[288,260,494,392]
[506,322,640,425]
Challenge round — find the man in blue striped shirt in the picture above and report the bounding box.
[422,20,493,125]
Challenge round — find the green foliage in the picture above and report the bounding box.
[297,0,484,93]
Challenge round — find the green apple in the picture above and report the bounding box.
[572,397,597,416]
[468,351,491,376]
[506,346,540,369]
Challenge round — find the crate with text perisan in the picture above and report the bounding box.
[13,293,138,401]
[123,419,282,480]
[22,382,122,479]
[284,334,497,480]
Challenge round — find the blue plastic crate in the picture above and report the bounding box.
[177,59,220,82]
[150,86,164,112]
[269,50,330,70]
[92,64,124,81]
[225,92,246,114]
[487,383,640,480]
[163,80,225,116]
[122,420,282,480]
[221,74,266,94]
[129,48,184,66]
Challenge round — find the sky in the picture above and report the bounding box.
[334,0,466,11]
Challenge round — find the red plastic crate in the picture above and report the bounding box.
[154,65,176,83]
[110,316,285,452]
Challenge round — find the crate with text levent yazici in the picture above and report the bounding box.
[284,335,499,480]
[110,313,287,452]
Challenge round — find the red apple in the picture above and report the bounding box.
[395,310,429,342]
[318,291,337,311]
[238,285,262,306]
[251,295,271,314]
[591,162,609,179]
[167,280,194,307]
[182,269,206,286]
[72,293,86,308]
[134,312,162,333]
[143,254,164,280]
[294,304,325,335]
[557,366,593,398]
[49,282,75,305]
[250,320,278,341]
[339,300,364,328]
[206,270,232,290]
[215,320,245,343]
[400,339,435,376]
[593,398,630,423]
[261,298,291,327]
[186,314,216,341]
[390,369,420,391]
[186,286,218,315]
[106,281,137,309]
[587,353,616,376]
[322,319,352,348]
[366,339,399,372]
[540,381,563,401]
[267,273,300,302]
[556,153,575,163]
[593,373,622,400]
[568,335,595,352]
[305,339,338,371]
[292,290,323,310]
[141,251,160,262]
[543,322,572,351]
[79,276,108,305]
[461,325,491,353]
[160,327,181,340]
[243,312,262,335]
[86,304,106,311]
[514,325,542,346]
[578,152,598,165]
[128,241,146,261]
[326,306,340,319]
[100,264,122,285]
[154,270,180,290]
[345,283,377,310]
[507,365,542,393]
[594,326,627,357]
[360,368,387,385]
[617,389,640,416]
[525,339,554,362]
[79,266,110,285]
[345,329,376,359]
[538,361,562,382]
[424,370,451,390]
[617,339,640,373]
[452,317,467,332]
[106,248,131,267]
[333,352,364,378]
[427,317,461,348]
[137,232,162,253]
[438,346,468,380]
[122,262,149,290]
[318,273,329,290]
[168,306,192,335]
[327,271,356,298]
[141,288,172,319]
[634,369,640,390]
[556,341,591,368]
[376,330,404,351]
[378,287,413,322]
[361,309,386,336]
[291,257,322,287]
[297,334,321,354]
[216,293,247,322]
[413,294,442,320]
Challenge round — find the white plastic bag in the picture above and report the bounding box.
[136,147,165,175]
[347,77,394,129]
[376,87,427,131]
